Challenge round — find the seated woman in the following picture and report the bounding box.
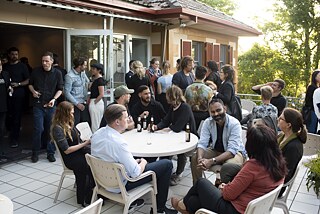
[241,86,278,131]
[51,101,93,207]
[277,107,306,196]
[153,85,196,186]
[171,124,287,214]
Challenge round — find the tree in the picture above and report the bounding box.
[198,0,238,16]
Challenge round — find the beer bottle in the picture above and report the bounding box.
[185,123,190,142]
[137,116,142,132]
[150,116,154,133]
[143,115,147,130]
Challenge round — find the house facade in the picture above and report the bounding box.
[0,0,260,101]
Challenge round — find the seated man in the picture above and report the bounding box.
[252,78,287,116]
[191,98,246,186]
[91,104,176,214]
[131,85,166,126]
[99,85,135,130]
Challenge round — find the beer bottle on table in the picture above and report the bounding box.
[143,115,147,130]
[185,123,190,142]
[137,116,142,132]
[150,116,154,133]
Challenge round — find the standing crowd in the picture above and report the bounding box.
[0,47,318,213]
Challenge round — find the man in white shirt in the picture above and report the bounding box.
[91,104,176,214]
[313,87,320,133]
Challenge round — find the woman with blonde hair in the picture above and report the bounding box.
[157,60,173,112]
[51,101,93,207]
[127,60,151,111]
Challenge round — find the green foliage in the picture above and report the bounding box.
[305,152,320,197]
[238,43,305,97]
[198,0,238,16]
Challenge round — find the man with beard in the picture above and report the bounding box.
[190,98,246,186]
[131,85,166,126]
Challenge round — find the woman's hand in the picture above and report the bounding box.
[218,183,227,191]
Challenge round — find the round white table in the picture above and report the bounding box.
[0,194,13,214]
[122,129,198,157]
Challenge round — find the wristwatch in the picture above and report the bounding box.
[18,82,21,86]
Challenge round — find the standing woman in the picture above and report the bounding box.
[88,63,105,133]
[51,101,93,207]
[146,58,162,98]
[205,60,221,89]
[157,61,173,112]
[304,70,320,133]
[0,60,11,159]
[277,107,306,196]
[215,65,235,116]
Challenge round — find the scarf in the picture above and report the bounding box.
[277,132,298,149]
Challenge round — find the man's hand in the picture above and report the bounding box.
[32,90,41,98]
[76,103,85,111]
[140,111,149,118]
[11,82,20,88]
[45,99,55,108]
[197,158,214,170]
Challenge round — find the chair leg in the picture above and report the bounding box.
[90,187,98,204]
[151,190,157,214]
[123,202,130,214]
[54,173,66,203]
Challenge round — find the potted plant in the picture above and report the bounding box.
[305,152,320,198]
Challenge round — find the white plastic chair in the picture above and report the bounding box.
[75,198,103,214]
[85,154,158,214]
[303,133,320,156]
[241,99,257,112]
[274,162,301,214]
[52,140,75,203]
[195,184,283,214]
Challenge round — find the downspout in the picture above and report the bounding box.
[162,25,168,62]
[108,16,114,102]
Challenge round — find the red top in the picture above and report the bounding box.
[222,159,284,214]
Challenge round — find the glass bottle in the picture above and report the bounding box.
[185,123,190,142]
[137,116,142,132]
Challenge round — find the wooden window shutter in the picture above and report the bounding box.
[213,44,220,68]
[229,46,233,65]
[205,42,213,64]
[181,40,192,57]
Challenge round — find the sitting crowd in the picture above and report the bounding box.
[40,55,307,214]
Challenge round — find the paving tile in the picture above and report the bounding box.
[0,183,17,193]
[13,192,44,205]
[9,176,34,187]
[26,170,51,180]
[12,201,24,211]
[21,180,48,191]
[0,172,23,182]
[101,203,123,214]
[33,184,59,197]
[48,188,75,201]
[14,205,41,214]
[16,167,39,176]
[294,192,320,206]
[28,197,57,211]
[43,202,78,214]
[290,201,319,214]
[4,187,29,199]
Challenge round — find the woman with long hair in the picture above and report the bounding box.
[171,124,287,214]
[277,107,306,195]
[205,60,221,89]
[303,69,320,133]
[50,101,93,207]
[146,58,162,99]
[157,60,173,112]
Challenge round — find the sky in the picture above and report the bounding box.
[232,0,276,53]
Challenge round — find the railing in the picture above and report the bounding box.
[237,93,304,111]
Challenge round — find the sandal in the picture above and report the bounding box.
[171,197,189,214]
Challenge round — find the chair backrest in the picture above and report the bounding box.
[76,122,93,141]
[244,183,283,214]
[303,133,320,156]
[241,99,257,112]
[195,208,215,214]
[279,162,301,202]
[85,154,128,199]
[52,140,71,171]
[75,198,103,214]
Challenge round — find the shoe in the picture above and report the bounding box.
[128,198,144,213]
[31,154,39,163]
[150,206,178,214]
[214,178,221,188]
[170,173,181,186]
[171,197,188,214]
[47,154,56,162]
[10,143,18,148]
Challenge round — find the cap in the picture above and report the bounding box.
[114,85,134,98]
[91,63,104,72]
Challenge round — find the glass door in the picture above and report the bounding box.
[66,29,114,103]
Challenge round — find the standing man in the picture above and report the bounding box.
[252,79,287,116]
[64,57,90,126]
[29,51,63,163]
[91,104,176,214]
[125,60,135,87]
[3,47,29,148]
[172,56,195,92]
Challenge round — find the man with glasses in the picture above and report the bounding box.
[252,79,287,116]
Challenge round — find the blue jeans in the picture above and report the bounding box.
[306,110,318,134]
[126,159,172,211]
[32,106,56,155]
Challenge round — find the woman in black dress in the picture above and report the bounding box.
[51,101,93,207]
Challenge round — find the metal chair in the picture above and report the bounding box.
[85,154,158,214]
[74,198,103,214]
[52,140,75,203]
[241,99,257,112]
[274,162,301,214]
[195,184,283,214]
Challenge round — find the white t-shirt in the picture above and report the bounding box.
[313,88,320,131]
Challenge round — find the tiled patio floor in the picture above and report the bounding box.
[0,154,319,214]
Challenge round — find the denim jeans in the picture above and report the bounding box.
[126,159,172,211]
[32,106,56,155]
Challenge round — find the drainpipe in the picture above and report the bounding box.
[108,16,114,102]
[162,25,168,62]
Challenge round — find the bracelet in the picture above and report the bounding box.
[18,82,21,86]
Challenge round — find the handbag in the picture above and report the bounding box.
[228,95,243,122]
[301,105,312,124]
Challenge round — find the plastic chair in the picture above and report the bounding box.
[274,162,301,214]
[241,99,257,112]
[52,140,75,203]
[85,154,158,214]
[195,184,283,214]
[75,198,103,214]
[303,133,320,156]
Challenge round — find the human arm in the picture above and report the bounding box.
[156,108,172,130]
[94,84,104,104]
[251,82,273,92]
[216,83,233,106]
[168,103,192,132]
[282,140,303,183]
[46,90,62,107]
[172,72,181,87]
[11,78,29,87]
[157,81,162,95]
[64,74,77,105]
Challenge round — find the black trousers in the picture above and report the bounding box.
[8,96,25,144]
[73,104,91,127]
